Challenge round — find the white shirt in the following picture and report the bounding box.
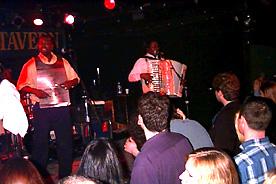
[0,79,28,137]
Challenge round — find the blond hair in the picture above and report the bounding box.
[263,169,276,184]
[187,148,239,184]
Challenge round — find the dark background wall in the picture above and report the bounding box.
[1,0,275,129]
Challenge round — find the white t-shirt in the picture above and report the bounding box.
[0,79,28,137]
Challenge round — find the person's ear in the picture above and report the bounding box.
[238,115,247,134]
[216,90,223,97]
[137,115,143,126]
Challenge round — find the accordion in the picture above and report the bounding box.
[141,59,187,97]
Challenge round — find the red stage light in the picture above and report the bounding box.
[64,14,75,25]
[33,18,43,26]
[104,0,116,10]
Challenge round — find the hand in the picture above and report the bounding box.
[124,137,140,157]
[33,89,50,99]
[0,120,5,135]
[140,73,152,84]
[176,108,186,120]
[60,78,78,90]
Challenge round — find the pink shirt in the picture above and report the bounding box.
[128,53,157,82]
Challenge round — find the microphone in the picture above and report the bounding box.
[96,67,100,85]
[157,51,164,59]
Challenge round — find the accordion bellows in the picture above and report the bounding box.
[141,59,187,97]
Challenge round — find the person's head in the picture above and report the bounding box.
[179,147,239,184]
[77,138,123,184]
[260,80,276,103]
[58,175,99,184]
[0,157,45,184]
[263,168,276,184]
[146,40,159,56]
[235,96,272,142]
[0,62,4,81]
[138,92,170,132]
[127,111,146,150]
[3,68,13,81]
[212,72,240,102]
[37,34,54,56]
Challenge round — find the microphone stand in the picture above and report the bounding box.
[62,47,100,144]
[183,86,190,118]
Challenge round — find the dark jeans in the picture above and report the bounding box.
[31,104,73,179]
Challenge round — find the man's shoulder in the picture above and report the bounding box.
[235,141,276,164]
[224,100,241,112]
[23,57,36,66]
[142,132,191,152]
[214,102,240,124]
[161,131,190,140]
[135,57,147,63]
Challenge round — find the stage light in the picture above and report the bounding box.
[104,0,116,10]
[33,18,43,26]
[64,14,75,25]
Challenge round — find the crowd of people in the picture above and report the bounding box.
[0,37,275,184]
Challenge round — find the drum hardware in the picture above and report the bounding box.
[101,120,113,139]
[21,93,34,120]
[0,131,28,160]
[183,86,190,118]
[82,92,90,123]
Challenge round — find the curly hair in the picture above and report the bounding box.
[138,92,170,132]
[212,72,240,101]
[263,168,276,184]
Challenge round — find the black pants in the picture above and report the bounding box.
[31,104,73,179]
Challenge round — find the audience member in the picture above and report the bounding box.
[234,96,276,184]
[124,107,211,156]
[209,71,241,156]
[179,147,239,184]
[0,157,45,184]
[130,92,193,184]
[77,138,124,184]
[58,175,100,184]
[253,75,266,96]
[263,168,276,184]
[127,111,146,151]
[260,80,276,103]
[170,107,214,149]
[123,111,147,174]
[259,80,276,144]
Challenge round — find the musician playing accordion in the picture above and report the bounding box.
[128,40,187,98]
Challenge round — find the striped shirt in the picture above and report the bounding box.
[234,137,276,184]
